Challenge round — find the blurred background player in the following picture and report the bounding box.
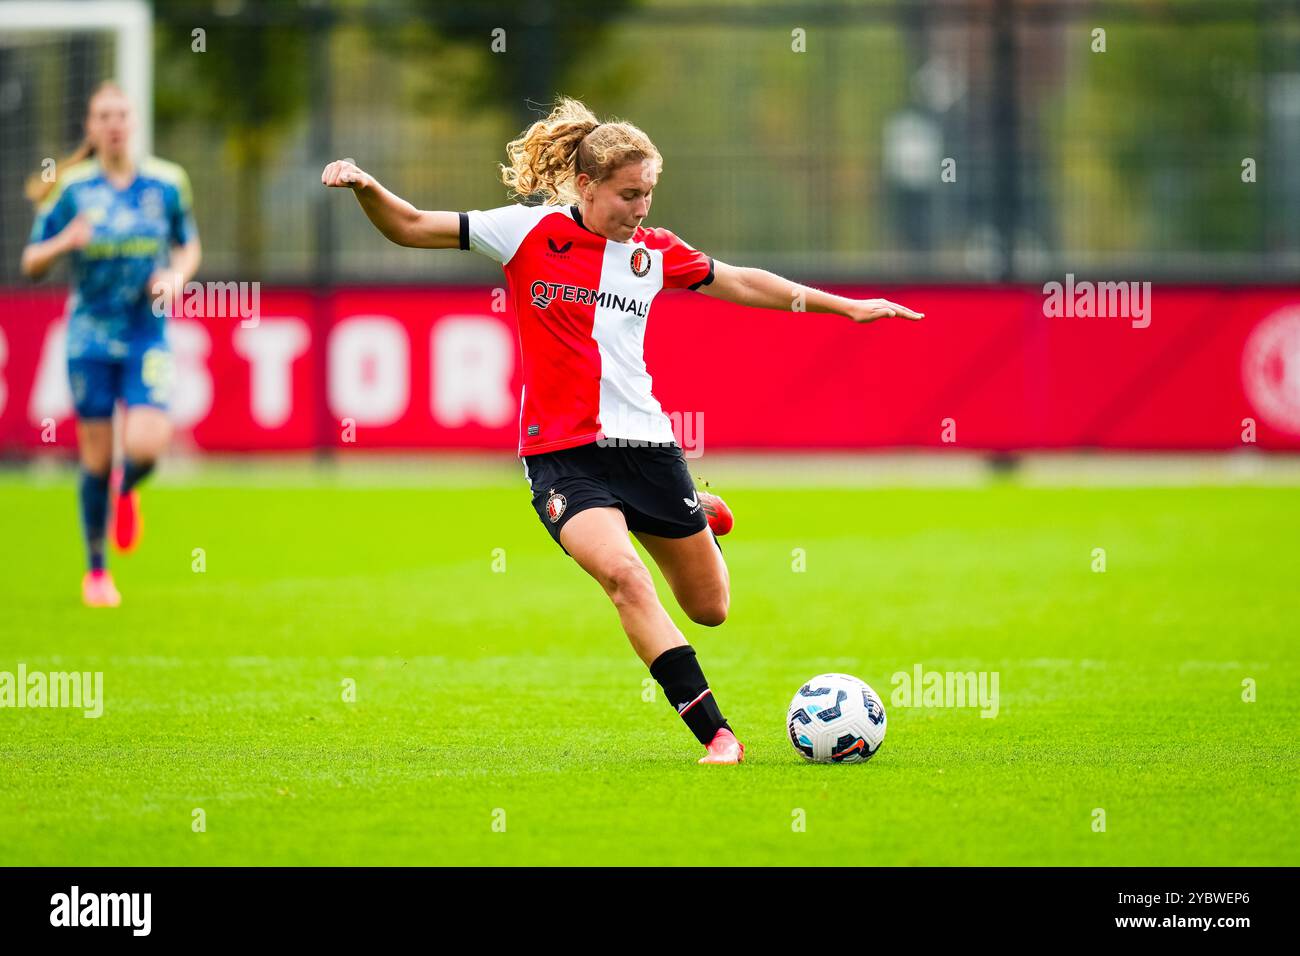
[21,80,201,608]
[323,97,921,764]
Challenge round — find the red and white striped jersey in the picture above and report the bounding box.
[458,202,714,456]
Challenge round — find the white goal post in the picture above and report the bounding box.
[0,0,153,158]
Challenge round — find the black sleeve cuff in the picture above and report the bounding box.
[687,256,715,290]
[458,212,470,251]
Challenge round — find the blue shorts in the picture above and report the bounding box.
[68,347,173,420]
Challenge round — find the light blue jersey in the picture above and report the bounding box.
[29,155,197,361]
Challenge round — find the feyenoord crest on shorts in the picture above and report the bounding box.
[546,489,567,523]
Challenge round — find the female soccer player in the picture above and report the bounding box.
[22,81,201,607]
[322,97,921,764]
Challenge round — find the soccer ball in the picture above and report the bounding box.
[787,673,887,763]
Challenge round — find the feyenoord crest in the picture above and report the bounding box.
[630,247,651,277]
[1242,306,1300,435]
[545,489,567,523]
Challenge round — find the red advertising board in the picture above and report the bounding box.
[2,285,1299,452]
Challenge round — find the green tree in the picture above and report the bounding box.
[154,1,312,274]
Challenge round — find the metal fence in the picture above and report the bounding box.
[3,0,1298,286]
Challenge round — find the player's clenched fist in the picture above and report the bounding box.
[58,214,94,252]
[321,159,371,190]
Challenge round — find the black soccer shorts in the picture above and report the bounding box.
[522,439,710,556]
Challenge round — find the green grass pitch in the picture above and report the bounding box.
[1,466,1296,866]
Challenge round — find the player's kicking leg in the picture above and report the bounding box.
[633,526,730,628]
[559,506,744,764]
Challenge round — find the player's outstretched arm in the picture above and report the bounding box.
[699,260,923,323]
[321,159,460,249]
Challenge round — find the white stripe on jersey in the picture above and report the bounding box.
[591,239,676,445]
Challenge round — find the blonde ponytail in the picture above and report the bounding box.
[24,79,125,205]
[499,96,662,205]
[25,139,94,205]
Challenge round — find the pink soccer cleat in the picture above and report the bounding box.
[82,569,122,608]
[113,485,142,553]
[698,727,745,765]
[699,491,733,537]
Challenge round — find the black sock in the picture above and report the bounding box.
[79,469,109,572]
[649,644,731,745]
[120,458,155,494]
